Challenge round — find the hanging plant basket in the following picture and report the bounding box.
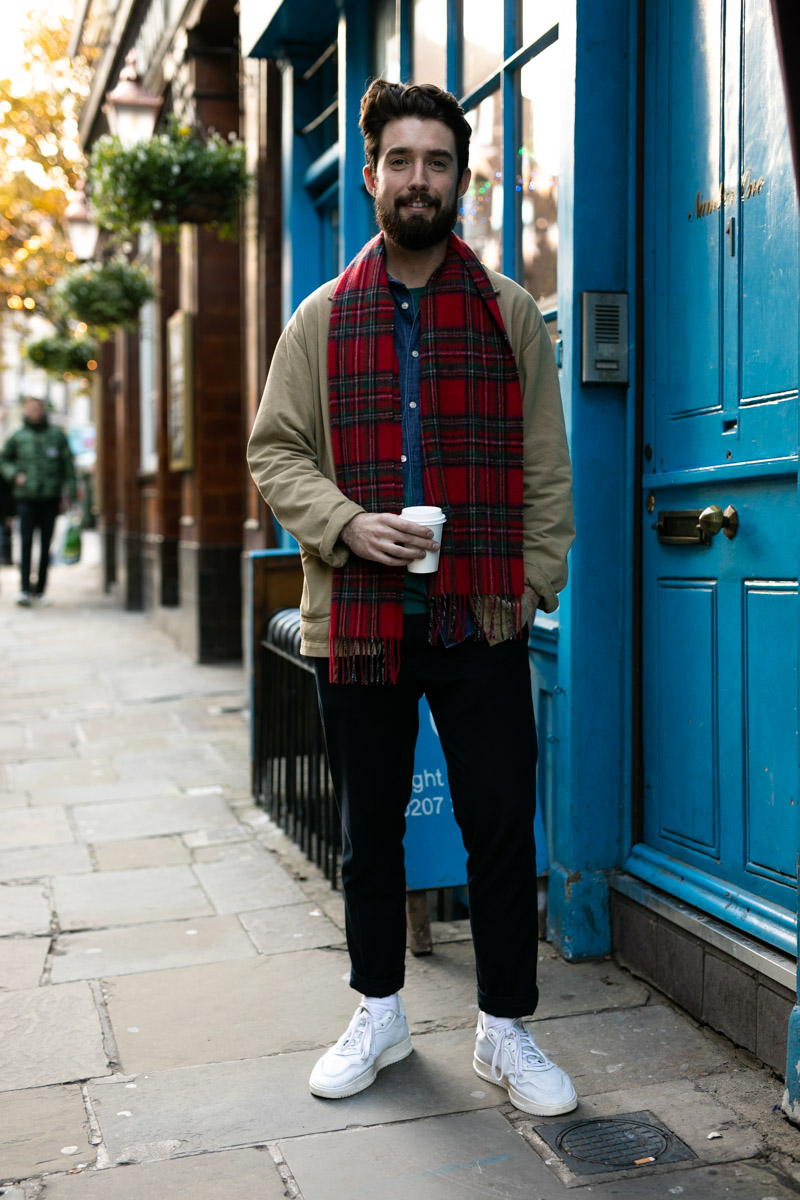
[54,258,155,337]
[88,119,249,240]
[25,332,100,376]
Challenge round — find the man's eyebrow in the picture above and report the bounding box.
[383,145,454,160]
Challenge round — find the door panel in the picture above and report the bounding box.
[654,579,720,852]
[641,0,799,935]
[744,583,798,885]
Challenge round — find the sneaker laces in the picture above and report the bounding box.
[490,1021,548,1082]
[334,1006,374,1062]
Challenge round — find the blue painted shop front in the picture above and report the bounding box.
[240,0,799,1091]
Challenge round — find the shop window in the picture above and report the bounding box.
[522,0,560,49]
[373,0,401,81]
[462,0,504,96]
[413,0,446,87]
[461,91,503,272]
[519,41,560,310]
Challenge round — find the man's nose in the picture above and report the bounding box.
[408,160,428,189]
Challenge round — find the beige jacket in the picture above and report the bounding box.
[247,266,575,657]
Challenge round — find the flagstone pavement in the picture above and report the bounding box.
[1,532,799,1198]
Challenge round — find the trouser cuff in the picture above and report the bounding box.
[477,987,539,1019]
[350,969,405,998]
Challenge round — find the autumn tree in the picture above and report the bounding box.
[0,3,90,317]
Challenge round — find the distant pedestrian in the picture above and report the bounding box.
[0,396,76,606]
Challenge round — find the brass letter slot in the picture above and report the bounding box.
[653,510,712,547]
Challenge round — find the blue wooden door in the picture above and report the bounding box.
[639,0,799,948]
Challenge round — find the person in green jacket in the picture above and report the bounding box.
[0,396,76,606]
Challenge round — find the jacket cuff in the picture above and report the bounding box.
[524,563,559,614]
[319,500,365,567]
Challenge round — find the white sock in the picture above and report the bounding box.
[362,992,401,1018]
[482,1011,517,1031]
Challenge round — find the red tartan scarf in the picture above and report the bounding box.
[327,231,525,683]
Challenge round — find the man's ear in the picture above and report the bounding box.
[363,163,376,196]
[457,167,472,199]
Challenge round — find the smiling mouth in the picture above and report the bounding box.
[398,197,437,211]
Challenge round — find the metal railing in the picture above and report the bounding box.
[255,608,340,886]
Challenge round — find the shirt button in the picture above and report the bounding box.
[409,401,417,409]
[411,350,419,358]
[401,302,409,310]
[400,454,408,463]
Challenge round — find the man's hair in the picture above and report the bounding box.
[359,79,471,179]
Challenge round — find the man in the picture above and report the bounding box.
[0,396,76,606]
[248,79,576,1116]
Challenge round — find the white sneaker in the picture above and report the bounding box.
[16,592,31,607]
[474,1013,577,1116]
[35,594,52,606]
[309,1001,413,1099]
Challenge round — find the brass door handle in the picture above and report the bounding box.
[696,504,739,540]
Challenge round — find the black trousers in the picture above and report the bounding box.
[17,498,60,596]
[314,615,540,1018]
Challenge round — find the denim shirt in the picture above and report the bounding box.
[387,276,424,507]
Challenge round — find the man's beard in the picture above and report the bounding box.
[375,190,460,250]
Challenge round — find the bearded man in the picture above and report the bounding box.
[248,78,576,1115]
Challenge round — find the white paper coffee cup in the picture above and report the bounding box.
[401,506,446,574]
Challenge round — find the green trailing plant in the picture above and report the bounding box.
[88,119,248,239]
[25,331,99,376]
[53,257,155,336]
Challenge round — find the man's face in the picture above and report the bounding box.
[23,398,45,424]
[363,117,470,252]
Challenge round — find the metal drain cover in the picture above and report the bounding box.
[534,1109,696,1177]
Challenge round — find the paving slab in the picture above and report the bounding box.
[0,1084,95,1181]
[87,1029,501,1163]
[0,883,52,936]
[280,1108,553,1200]
[27,779,181,808]
[0,936,49,990]
[279,1107,800,1200]
[53,867,214,931]
[70,795,233,842]
[0,982,109,1090]
[534,945,651,1018]
[91,837,191,871]
[0,844,92,883]
[102,948,355,1072]
[106,665,244,704]
[594,1162,800,1198]
[191,843,308,913]
[239,903,346,955]
[77,711,182,741]
[0,807,74,849]
[0,790,30,810]
[38,1148,287,1199]
[527,1004,734,1098]
[50,915,257,982]
[10,757,119,793]
[109,744,229,789]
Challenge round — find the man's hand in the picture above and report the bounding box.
[15,472,26,486]
[341,512,438,566]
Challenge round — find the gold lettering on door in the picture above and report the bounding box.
[686,169,766,221]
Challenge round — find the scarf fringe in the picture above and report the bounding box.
[329,637,402,685]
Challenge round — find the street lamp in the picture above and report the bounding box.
[104,50,161,149]
[64,181,100,262]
